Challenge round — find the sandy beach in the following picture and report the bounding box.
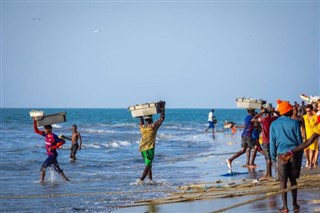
[115,187,319,213]
[114,156,320,213]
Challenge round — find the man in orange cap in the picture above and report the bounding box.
[270,100,303,212]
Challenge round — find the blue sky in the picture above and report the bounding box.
[1,1,319,108]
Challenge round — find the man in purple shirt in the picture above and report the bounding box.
[270,100,302,213]
[226,109,255,170]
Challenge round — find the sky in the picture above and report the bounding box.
[1,0,319,109]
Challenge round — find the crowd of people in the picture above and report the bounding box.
[226,99,320,212]
[31,98,319,212]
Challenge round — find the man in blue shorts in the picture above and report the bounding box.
[205,109,217,134]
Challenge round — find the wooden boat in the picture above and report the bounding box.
[299,94,319,103]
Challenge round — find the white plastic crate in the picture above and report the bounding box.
[236,98,266,109]
[128,101,164,117]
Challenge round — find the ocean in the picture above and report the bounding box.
[0,108,314,212]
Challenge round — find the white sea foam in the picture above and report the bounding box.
[109,142,120,148]
[84,141,133,149]
[118,141,131,146]
[52,124,63,129]
[48,168,56,183]
[98,123,137,128]
[83,143,101,149]
[84,129,115,134]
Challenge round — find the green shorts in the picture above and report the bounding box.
[141,148,154,167]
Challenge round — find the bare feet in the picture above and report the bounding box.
[259,176,272,181]
[278,207,289,213]
[226,159,232,169]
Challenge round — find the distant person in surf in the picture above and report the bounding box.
[205,109,217,134]
[136,101,165,185]
[33,118,69,183]
[61,124,83,160]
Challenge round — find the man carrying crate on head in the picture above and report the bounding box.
[135,101,165,185]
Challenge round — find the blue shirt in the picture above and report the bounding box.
[252,127,260,141]
[241,115,254,137]
[270,116,302,161]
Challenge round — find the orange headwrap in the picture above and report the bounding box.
[277,99,293,115]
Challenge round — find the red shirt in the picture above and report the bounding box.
[259,116,278,144]
[34,120,64,156]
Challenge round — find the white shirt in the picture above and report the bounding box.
[208,112,213,122]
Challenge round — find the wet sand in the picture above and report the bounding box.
[115,187,319,213]
[114,165,320,213]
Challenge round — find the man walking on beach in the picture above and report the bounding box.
[136,102,165,185]
[205,109,217,134]
[62,124,83,160]
[33,118,69,183]
[226,108,255,170]
[270,100,302,213]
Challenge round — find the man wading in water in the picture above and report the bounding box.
[136,102,165,185]
[33,118,69,183]
[62,124,83,160]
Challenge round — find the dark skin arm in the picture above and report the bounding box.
[300,118,306,141]
[292,132,319,153]
[62,135,71,140]
[251,108,265,123]
[139,116,144,125]
[157,103,165,125]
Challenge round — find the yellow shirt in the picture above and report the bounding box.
[139,124,158,151]
[303,114,318,139]
[303,114,318,150]
[314,123,320,135]
[139,112,164,151]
